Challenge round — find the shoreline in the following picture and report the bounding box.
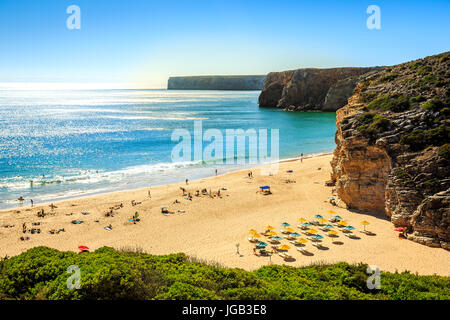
[1,152,448,276]
[0,151,334,213]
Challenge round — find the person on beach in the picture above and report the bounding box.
[185,179,189,185]
[22,223,27,234]
[148,190,151,198]
[215,169,218,176]
[30,199,33,207]
[300,153,303,163]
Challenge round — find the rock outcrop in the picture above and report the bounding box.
[168,75,266,90]
[258,67,380,111]
[331,52,450,249]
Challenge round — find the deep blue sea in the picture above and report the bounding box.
[0,89,336,209]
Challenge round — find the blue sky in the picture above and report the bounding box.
[0,0,449,88]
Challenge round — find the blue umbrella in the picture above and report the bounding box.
[271,236,283,241]
[289,232,300,237]
[311,234,324,240]
[301,222,312,227]
[323,224,334,229]
[333,216,343,220]
[329,198,335,201]
[281,222,290,227]
[344,226,355,230]
[256,241,268,247]
[314,214,323,219]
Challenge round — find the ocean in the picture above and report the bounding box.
[0,89,336,209]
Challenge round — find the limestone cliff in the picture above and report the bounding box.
[168,75,266,90]
[258,67,380,111]
[331,52,450,249]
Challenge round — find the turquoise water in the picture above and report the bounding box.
[0,89,336,209]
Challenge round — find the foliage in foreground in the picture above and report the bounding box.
[0,246,449,300]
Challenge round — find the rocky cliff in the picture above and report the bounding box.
[167,75,266,90]
[331,52,450,249]
[258,67,380,111]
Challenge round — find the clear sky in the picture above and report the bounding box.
[0,0,449,88]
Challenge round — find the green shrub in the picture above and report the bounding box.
[367,95,411,112]
[0,247,449,300]
[438,143,450,160]
[422,99,446,112]
[400,125,450,151]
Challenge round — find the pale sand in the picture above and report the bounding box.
[1,154,449,276]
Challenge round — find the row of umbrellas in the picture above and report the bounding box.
[249,215,372,248]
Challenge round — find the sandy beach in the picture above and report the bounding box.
[1,153,449,276]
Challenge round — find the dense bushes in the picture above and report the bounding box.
[355,113,391,141]
[0,247,449,300]
[367,95,412,112]
[400,125,450,151]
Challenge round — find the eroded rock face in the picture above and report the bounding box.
[258,67,380,111]
[331,52,450,249]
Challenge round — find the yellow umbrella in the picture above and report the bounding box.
[360,221,370,231]
[252,233,261,238]
[318,218,327,224]
[298,218,307,223]
[265,226,275,230]
[266,231,277,237]
[307,228,318,234]
[327,210,336,215]
[249,229,258,234]
[284,227,294,233]
[296,237,308,244]
[328,230,338,236]
[279,244,291,251]
[338,220,348,226]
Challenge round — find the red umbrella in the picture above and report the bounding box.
[78,245,89,252]
[394,227,407,231]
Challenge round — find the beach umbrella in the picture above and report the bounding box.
[312,235,324,240]
[281,222,290,227]
[360,221,370,231]
[333,215,343,220]
[296,238,308,244]
[301,222,312,227]
[318,218,327,224]
[314,214,323,219]
[256,242,268,248]
[328,230,338,236]
[328,210,336,215]
[289,232,301,238]
[271,236,283,241]
[329,198,335,201]
[344,226,355,231]
[78,245,89,253]
[323,224,334,229]
[265,226,275,230]
[394,227,407,231]
[338,220,348,226]
[307,228,318,234]
[249,229,258,234]
[279,244,291,251]
[266,231,277,237]
[298,218,307,223]
[284,227,294,233]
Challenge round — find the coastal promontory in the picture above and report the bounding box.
[258,67,381,111]
[167,75,266,90]
[330,52,450,249]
